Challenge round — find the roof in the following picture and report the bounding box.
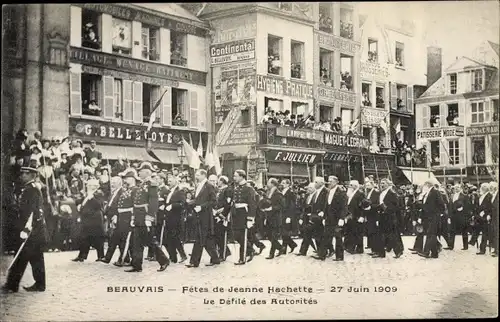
[488,41,500,57]
[136,3,203,23]
[419,77,446,98]
[486,70,499,91]
[198,3,250,17]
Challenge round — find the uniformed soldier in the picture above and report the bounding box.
[2,162,47,293]
[231,170,256,265]
[126,162,170,272]
[213,175,232,261]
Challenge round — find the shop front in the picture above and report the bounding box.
[466,123,499,183]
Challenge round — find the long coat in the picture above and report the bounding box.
[192,181,216,244]
[422,188,446,235]
[281,188,296,236]
[79,196,105,237]
[164,187,186,233]
[265,189,284,230]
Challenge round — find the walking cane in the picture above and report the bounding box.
[223,212,231,260]
[159,220,165,251]
[122,230,132,261]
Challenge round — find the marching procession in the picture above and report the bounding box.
[1,130,499,293]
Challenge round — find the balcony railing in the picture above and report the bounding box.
[393,148,428,169]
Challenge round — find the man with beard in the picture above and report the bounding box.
[409,189,425,255]
[475,183,492,255]
[297,183,319,256]
[281,179,298,254]
[229,170,256,265]
[364,180,380,251]
[102,176,127,264]
[301,177,327,256]
[161,174,187,264]
[418,180,446,259]
[126,162,170,272]
[213,175,232,261]
[446,183,470,251]
[72,179,105,262]
[246,180,266,255]
[314,175,347,261]
[262,178,284,259]
[375,178,404,259]
[345,180,365,254]
[468,185,480,247]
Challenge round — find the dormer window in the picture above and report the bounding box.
[472,69,483,92]
[449,73,457,94]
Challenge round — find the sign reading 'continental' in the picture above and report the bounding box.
[416,126,465,139]
[210,39,255,65]
[256,75,313,100]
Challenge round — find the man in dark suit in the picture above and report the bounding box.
[375,178,404,258]
[262,178,284,259]
[72,179,105,262]
[3,163,47,293]
[246,180,266,255]
[446,183,470,250]
[300,177,327,256]
[296,183,317,256]
[314,175,347,261]
[102,176,128,264]
[213,176,232,261]
[418,180,446,259]
[345,180,365,254]
[475,183,492,255]
[364,180,380,251]
[84,140,102,164]
[489,181,498,257]
[162,174,187,263]
[186,169,220,267]
[281,179,298,253]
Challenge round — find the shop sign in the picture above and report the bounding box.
[210,39,255,66]
[362,108,387,126]
[324,133,370,149]
[466,124,499,136]
[81,65,179,88]
[317,33,359,55]
[266,150,322,164]
[466,165,497,177]
[276,127,323,142]
[416,126,465,139]
[323,152,357,162]
[70,118,189,147]
[226,126,256,145]
[70,47,206,86]
[75,4,207,37]
[360,61,389,79]
[317,85,356,105]
[256,75,313,100]
[212,15,257,44]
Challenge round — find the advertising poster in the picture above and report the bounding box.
[219,61,256,111]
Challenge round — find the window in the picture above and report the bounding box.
[82,9,101,50]
[113,79,122,119]
[446,103,459,126]
[362,127,371,139]
[471,138,486,165]
[376,86,385,108]
[430,141,440,166]
[170,31,187,66]
[429,105,441,127]
[319,3,333,33]
[472,69,483,92]
[3,5,20,53]
[81,74,101,116]
[291,40,304,79]
[112,18,131,55]
[320,105,333,123]
[141,25,159,61]
[493,99,499,122]
[448,140,460,165]
[449,73,457,94]
[268,35,282,75]
[361,83,372,107]
[471,101,490,124]
[291,102,309,116]
[395,42,404,67]
[241,109,251,127]
[320,48,334,86]
[492,135,499,164]
[264,97,284,115]
[172,88,188,126]
[396,84,407,110]
[340,8,353,39]
[340,54,353,91]
[341,108,353,133]
[142,84,161,123]
[368,39,378,62]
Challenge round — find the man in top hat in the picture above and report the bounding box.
[262,178,284,259]
[364,180,380,251]
[246,180,266,255]
[127,162,170,272]
[489,181,499,257]
[281,179,298,254]
[417,180,446,259]
[376,178,404,259]
[446,183,470,250]
[2,162,47,293]
[102,176,127,264]
[345,180,365,254]
[213,175,232,261]
[474,183,493,255]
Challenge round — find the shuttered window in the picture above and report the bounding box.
[390,82,397,110]
[102,76,114,119]
[189,91,198,128]
[161,86,172,126]
[133,82,143,124]
[406,85,413,114]
[122,80,133,122]
[70,73,82,116]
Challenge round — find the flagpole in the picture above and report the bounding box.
[373,155,380,186]
[347,151,352,181]
[290,161,293,184]
[385,159,393,182]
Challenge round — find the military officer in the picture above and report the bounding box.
[475,183,492,255]
[213,175,232,261]
[126,162,170,272]
[3,162,47,293]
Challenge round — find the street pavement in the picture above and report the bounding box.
[0,236,497,320]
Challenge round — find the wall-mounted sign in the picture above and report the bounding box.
[360,61,389,79]
[416,126,465,139]
[466,124,499,136]
[70,47,206,86]
[226,126,256,145]
[362,108,387,126]
[324,133,370,149]
[323,152,356,162]
[317,33,359,55]
[210,39,255,66]
[256,75,313,100]
[215,61,256,112]
[82,65,179,88]
[317,86,356,105]
[276,126,324,142]
[212,15,257,44]
[266,150,323,164]
[75,4,208,37]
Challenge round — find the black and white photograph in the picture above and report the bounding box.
[1,1,498,320]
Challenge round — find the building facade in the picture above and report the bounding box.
[415,41,499,183]
[3,3,212,167]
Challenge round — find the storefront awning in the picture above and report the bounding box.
[401,169,439,186]
[153,149,180,164]
[100,146,156,163]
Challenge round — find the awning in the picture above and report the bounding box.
[401,169,439,186]
[100,146,156,162]
[153,149,180,164]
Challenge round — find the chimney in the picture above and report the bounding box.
[427,46,442,87]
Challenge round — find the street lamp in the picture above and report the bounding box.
[177,141,185,171]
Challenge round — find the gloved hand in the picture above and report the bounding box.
[480,211,485,217]
[457,207,463,212]
[246,221,253,229]
[412,220,417,226]
[145,220,152,227]
[112,215,117,224]
[358,217,365,223]
[487,215,491,221]
[338,219,344,227]
[285,217,291,224]
[159,205,165,211]
[318,211,324,218]
[166,205,172,211]
[194,206,202,213]
[375,221,379,227]
[77,217,81,223]
[440,214,444,217]
[447,218,451,224]
[130,220,135,227]
[20,231,29,239]
[299,219,303,225]
[417,218,422,224]
[77,205,81,212]
[226,197,231,204]
[307,213,311,217]
[322,219,326,226]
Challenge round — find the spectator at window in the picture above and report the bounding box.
[446,111,459,126]
[362,92,371,107]
[85,140,102,163]
[332,117,342,133]
[376,93,385,108]
[82,22,100,49]
[430,115,441,128]
[320,68,332,86]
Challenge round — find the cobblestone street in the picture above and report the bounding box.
[0,236,497,320]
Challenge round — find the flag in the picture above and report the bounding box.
[197,132,204,160]
[393,118,401,134]
[205,144,215,169]
[213,144,222,175]
[379,117,388,134]
[146,88,169,132]
[183,136,201,170]
[349,117,360,134]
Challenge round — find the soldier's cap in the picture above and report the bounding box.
[137,161,156,172]
[121,168,139,180]
[20,166,38,174]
